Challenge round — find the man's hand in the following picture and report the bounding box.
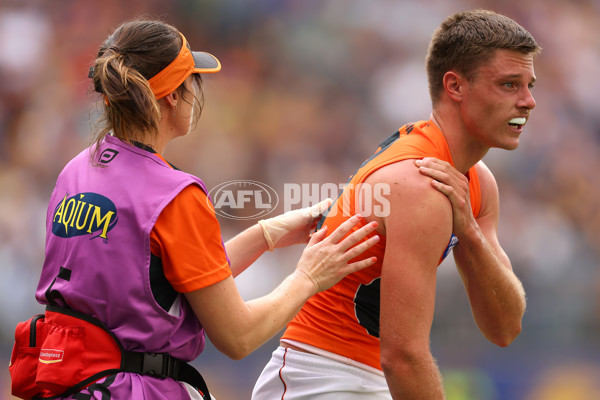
[415,157,476,238]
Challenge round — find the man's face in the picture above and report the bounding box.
[460,49,537,151]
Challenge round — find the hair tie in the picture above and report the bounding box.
[108,46,121,54]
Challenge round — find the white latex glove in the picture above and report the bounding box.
[258,198,333,251]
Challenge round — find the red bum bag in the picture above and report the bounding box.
[9,306,210,400]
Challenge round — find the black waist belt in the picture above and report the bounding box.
[122,351,210,398]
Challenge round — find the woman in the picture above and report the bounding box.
[10,20,379,400]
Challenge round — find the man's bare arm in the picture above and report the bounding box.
[416,158,525,346]
[364,161,451,399]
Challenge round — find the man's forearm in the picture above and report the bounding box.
[453,225,525,346]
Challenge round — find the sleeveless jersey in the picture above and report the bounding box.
[35,135,221,398]
[282,120,482,371]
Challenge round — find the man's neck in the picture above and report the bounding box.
[430,109,489,174]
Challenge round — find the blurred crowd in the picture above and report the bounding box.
[1,0,599,398]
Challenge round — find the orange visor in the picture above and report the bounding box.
[148,33,221,99]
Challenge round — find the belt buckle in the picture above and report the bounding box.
[142,353,165,377]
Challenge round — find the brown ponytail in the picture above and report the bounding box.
[94,47,161,144]
[89,19,203,159]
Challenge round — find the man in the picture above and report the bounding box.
[252,9,540,399]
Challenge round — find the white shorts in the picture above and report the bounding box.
[251,346,392,399]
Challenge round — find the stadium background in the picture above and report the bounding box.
[1,0,599,398]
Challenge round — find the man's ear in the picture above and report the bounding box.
[443,71,464,102]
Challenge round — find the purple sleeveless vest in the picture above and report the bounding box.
[35,135,217,398]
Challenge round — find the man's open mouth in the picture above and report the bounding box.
[508,117,526,129]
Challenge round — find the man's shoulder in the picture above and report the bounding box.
[475,160,494,179]
[364,159,431,190]
[474,160,499,194]
[364,159,452,216]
